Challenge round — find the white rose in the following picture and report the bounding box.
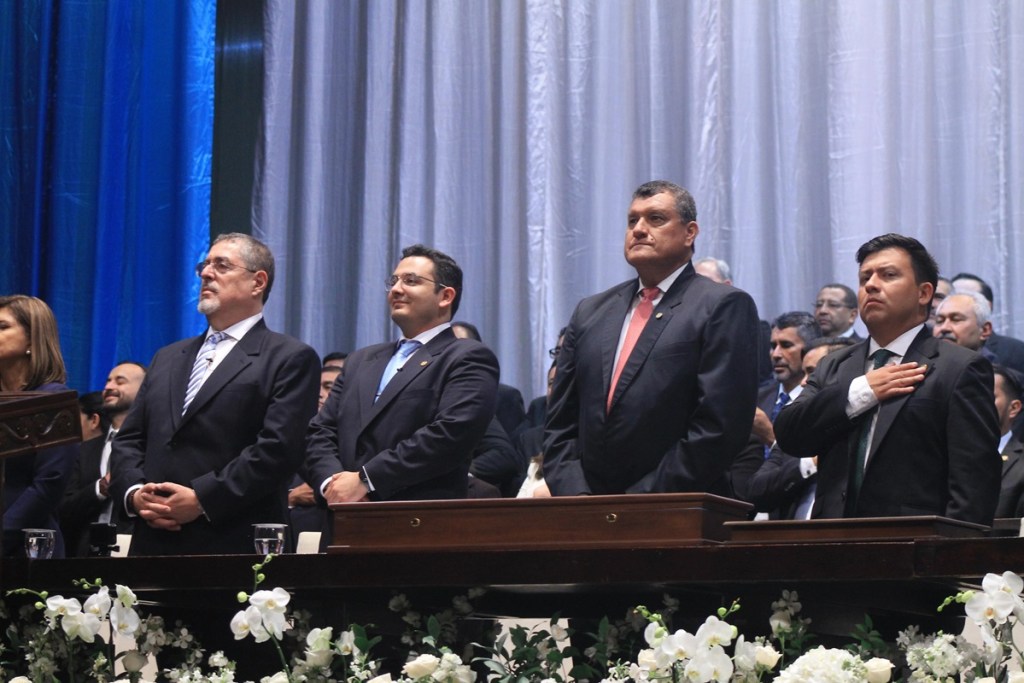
[755,643,782,669]
[304,647,334,668]
[11,677,32,683]
[1009,673,1024,683]
[768,610,791,635]
[122,649,149,672]
[306,626,333,651]
[402,653,440,679]
[865,657,893,683]
[367,675,393,683]
[260,672,290,683]
[976,678,996,683]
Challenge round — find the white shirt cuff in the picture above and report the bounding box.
[846,375,879,418]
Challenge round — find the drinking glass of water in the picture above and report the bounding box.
[252,523,287,555]
[24,528,56,559]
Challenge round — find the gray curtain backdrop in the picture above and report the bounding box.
[253,0,1024,398]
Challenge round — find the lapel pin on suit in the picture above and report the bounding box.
[655,312,664,319]
[420,361,429,366]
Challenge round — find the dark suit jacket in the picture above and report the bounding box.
[519,395,546,437]
[3,382,79,557]
[543,266,760,495]
[746,444,816,519]
[59,435,131,557]
[731,384,810,518]
[110,319,320,556]
[995,437,1024,518]
[775,328,1001,524]
[469,417,527,497]
[305,328,499,501]
[495,384,526,437]
[986,333,1024,376]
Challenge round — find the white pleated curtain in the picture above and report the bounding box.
[254,0,1024,398]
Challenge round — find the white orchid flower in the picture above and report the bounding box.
[681,649,714,682]
[695,615,734,648]
[111,602,142,636]
[659,628,698,663]
[116,584,138,608]
[62,611,102,642]
[966,588,1016,625]
[335,628,356,655]
[45,595,82,621]
[704,645,734,682]
[83,585,112,618]
[249,587,290,614]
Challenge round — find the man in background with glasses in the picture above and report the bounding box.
[305,244,499,504]
[813,283,860,339]
[110,233,320,555]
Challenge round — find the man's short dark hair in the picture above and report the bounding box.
[805,335,857,357]
[771,311,821,348]
[632,180,697,224]
[214,233,275,302]
[818,283,856,308]
[78,391,111,433]
[401,244,464,317]
[994,364,1023,403]
[950,272,995,308]
[322,351,348,365]
[451,321,482,342]
[855,234,939,297]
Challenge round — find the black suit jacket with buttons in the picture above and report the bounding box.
[996,437,1024,519]
[775,328,1000,524]
[543,265,760,495]
[304,327,499,502]
[110,319,320,555]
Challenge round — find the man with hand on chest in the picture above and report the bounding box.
[775,234,1000,524]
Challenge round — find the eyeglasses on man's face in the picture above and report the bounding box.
[195,257,256,278]
[813,300,853,311]
[386,273,446,292]
[548,345,563,359]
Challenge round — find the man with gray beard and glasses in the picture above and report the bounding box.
[110,233,319,555]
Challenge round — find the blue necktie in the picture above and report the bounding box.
[182,331,227,415]
[375,340,422,402]
[764,391,791,459]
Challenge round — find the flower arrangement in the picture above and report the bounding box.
[6,562,1024,682]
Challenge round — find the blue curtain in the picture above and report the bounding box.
[1,0,215,392]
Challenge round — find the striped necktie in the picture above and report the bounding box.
[182,331,227,415]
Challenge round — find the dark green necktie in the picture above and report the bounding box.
[846,348,896,516]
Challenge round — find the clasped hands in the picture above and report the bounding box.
[323,470,370,505]
[132,482,203,531]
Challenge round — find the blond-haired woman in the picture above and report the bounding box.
[0,295,78,557]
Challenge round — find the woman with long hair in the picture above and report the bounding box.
[0,294,79,557]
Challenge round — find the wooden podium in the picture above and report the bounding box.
[0,390,81,580]
[328,493,753,552]
[0,391,81,458]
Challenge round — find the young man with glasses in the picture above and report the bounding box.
[110,233,320,555]
[304,244,499,503]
